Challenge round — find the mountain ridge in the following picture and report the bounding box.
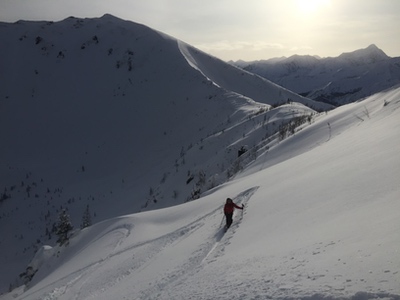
[233,44,400,105]
[0,14,324,292]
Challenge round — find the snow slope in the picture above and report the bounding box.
[178,41,327,111]
[234,44,400,106]
[2,86,399,300]
[0,15,327,292]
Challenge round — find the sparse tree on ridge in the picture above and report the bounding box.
[55,209,73,246]
[81,205,92,229]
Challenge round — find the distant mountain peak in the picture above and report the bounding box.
[338,44,389,63]
[366,43,379,50]
[286,54,320,64]
[365,43,389,58]
[233,44,400,106]
[99,13,123,21]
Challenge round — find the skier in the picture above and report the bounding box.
[223,198,244,229]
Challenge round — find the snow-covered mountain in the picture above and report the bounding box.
[1,15,399,299]
[234,44,400,106]
[2,84,400,300]
[0,14,330,293]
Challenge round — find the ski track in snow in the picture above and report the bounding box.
[136,187,259,300]
[200,187,257,265]
[22,188,259,300]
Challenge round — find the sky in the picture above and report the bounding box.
[1,0,399,61]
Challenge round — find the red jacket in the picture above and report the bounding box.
[224,202,242,214]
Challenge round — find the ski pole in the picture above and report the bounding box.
[220,213,225,227]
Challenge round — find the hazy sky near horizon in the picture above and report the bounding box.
[1,0,399,61]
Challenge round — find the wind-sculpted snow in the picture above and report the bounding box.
[6,188,259,300]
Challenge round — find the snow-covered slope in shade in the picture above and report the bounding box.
[0,15,323,292]
[235,44,400,105]
[178,41,330,111]
[3,86,399,300]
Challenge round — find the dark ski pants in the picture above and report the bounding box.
[225,213,233,228]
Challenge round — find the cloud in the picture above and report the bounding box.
[289,45,313,52]
[195,40,285,52]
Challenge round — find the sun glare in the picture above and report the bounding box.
[296,0,330,14]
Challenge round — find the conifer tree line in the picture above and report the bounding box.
[55,205,92,246]
[55,210,73,246]
[81,205,92,229]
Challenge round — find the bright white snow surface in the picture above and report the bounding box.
[3,87,400,300]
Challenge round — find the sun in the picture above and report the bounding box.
[295,0,330,14]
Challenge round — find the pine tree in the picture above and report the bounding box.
[81,205,92,229]
[55,210,73,246]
